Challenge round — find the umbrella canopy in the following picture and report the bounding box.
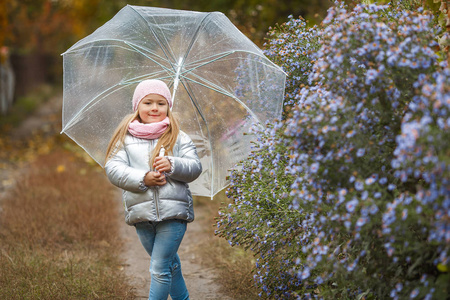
[61,5,286,198]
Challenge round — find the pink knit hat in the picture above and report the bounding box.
[132,79,172,111]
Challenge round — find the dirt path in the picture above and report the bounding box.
[1,94,232,300]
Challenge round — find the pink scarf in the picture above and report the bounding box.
[128,117,170,139]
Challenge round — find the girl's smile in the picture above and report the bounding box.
[138,94,169,124]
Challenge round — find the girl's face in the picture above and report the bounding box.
[138,94,169,124]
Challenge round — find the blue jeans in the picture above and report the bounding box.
[135,219,189,300]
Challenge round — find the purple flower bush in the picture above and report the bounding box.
[216,124,307,297]
[216,2,449,299]
[263,15,320,112]
[216,14,322,299]
[384,68,450,299]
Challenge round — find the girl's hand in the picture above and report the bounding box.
[153,156,171,173]
[144,171,166,186]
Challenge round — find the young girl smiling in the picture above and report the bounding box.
[105,79,202,300]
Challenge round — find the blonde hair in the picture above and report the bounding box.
[105,108,180,168]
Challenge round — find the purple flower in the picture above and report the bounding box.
[300,267,311,280]
[410,288,419,298]
[401,209,408,220]
[385,243,395,257]
[365,68,379,84]
[344,220,352,229]
[310,162,320,173]
[361,190,369,200]
[355,181,364,191]
[416,205,423,214]
[356,148,366,157]
[356,217,369,227]
[369,204,379,215]
[390,289,397,298]
[365,177,376,185]
[346,198,359,213]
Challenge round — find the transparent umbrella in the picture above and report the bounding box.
[61,5,286,198]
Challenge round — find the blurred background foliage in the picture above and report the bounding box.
[0,0,331,100]
[1,0,448,105]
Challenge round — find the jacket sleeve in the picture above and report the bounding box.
[166,133,202,183]
[104,146,148,193]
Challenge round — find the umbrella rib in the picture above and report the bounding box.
[62,43,140,55]
[61,84,130,133]
[182,12,213,66]
[63,40,176,79]
[128,6,177,74]
[124,42,174,74]
[119,73,174,86]
[168,13,213,105]
[181,51,236,75]
[64,69,175,134]
[182,74,263,126]
[178,78,216,197]
[183,50,287,75]
[64,130,104,167]
[63,38,169,64]
[63,67,173,133]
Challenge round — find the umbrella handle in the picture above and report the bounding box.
[159,146,165,157]
[151,146,166,173]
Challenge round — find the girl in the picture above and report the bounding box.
[105,79,202,300]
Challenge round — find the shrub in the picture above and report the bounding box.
[216,124,307,298]
[216,13,322,299]
[264,15,321,113]
[385,68,450,299]
[217,2,449,299]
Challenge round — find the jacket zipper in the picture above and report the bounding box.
[153,187,160,220]
[150,139,161,220]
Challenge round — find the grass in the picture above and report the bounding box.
[0,148,135,299]
[193,195,261,299]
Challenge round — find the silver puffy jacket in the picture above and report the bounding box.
[105,131,202,225]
